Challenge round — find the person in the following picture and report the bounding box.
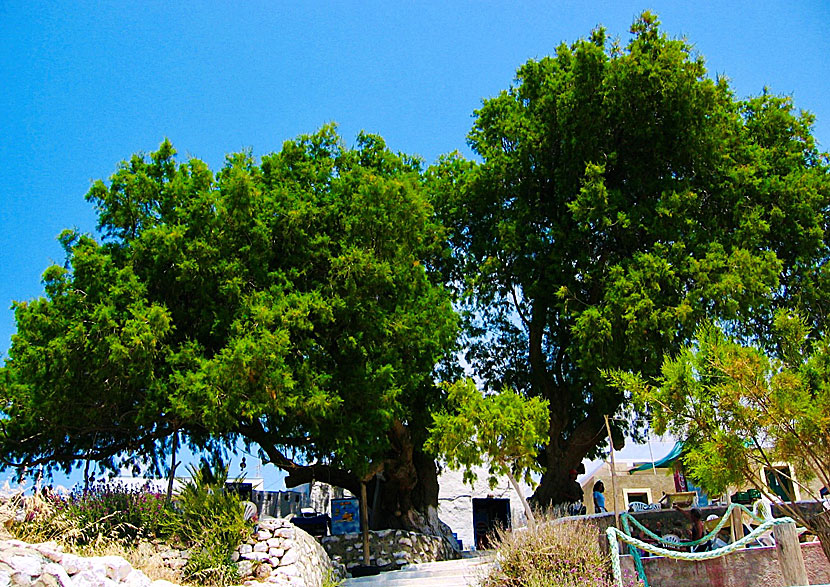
[564,469,586,515]
[593,480,607,513]
[674,505,709,551]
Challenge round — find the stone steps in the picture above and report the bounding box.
[343,556,495,587]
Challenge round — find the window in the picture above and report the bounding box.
[623,488,653,508]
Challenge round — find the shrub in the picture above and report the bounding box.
[10,483,170,546]
[482,512,643,587]
[59,482,170,543]
[165,463,251,586]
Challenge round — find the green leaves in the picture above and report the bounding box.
[612,318,830,503]
[426,379,549,488]
[1,126,458,483]
[430,11,830,503]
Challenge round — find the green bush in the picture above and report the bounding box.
[482,512,643,587]
[166,463,251,586]
[11,483,171,546]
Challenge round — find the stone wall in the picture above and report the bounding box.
[0,538,168,586]
[321,529,458,572]
[231,517,344,586]
[619,541,830,587]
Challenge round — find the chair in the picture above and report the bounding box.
[242,501,259,522]
[628,502,661,513]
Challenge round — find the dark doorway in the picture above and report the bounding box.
[472,498,510,549]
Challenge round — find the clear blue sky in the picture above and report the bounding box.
[1,2,828,486]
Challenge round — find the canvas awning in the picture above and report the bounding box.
[628,441,684,473]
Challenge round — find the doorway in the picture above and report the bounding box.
[472,498,510,549]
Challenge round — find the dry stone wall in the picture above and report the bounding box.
[0,519,341,587]
[321,529,458,572]
[0,538,163,587]
[229,518,344,587]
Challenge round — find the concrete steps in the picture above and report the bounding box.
[342,555,495,587]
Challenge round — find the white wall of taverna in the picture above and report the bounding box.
[436,466,536,551]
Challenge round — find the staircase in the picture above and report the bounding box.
[342,555,495,587]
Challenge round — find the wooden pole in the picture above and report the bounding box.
[604,415,620,529]
[773,521,808,586]
[166,430,180,504]
[646,432,658,477]
[729,493,744,543]
[360,481,371,566]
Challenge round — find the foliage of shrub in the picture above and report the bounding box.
[7,464,253,586]
[59,482,170,543]
[10,483,170,546]
[482,513,643,587]
[168,463,251,586]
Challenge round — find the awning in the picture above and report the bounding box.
[628,441,684,474]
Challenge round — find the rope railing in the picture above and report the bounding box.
[622,502,762,548]
[607,513,796,587]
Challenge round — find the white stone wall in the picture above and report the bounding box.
[436,466,535,551]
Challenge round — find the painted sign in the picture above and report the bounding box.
[331,497,360,535]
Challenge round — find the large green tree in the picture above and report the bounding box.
[429,12,830,505]
[0,126,458,533]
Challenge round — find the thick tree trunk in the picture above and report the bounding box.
[532,442,584,507]
[273,420,451,540]
[531,412,609,508]
[812,509,830,564]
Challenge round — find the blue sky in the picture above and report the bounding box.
[1,1,829,487]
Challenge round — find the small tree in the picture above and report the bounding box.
[426,379,549,528]
[609,315,830,561]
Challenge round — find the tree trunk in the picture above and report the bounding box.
[279,421,452,540]
[531,410,611,508]
[506,469,536,529]
[812,509,830,564]
[531,440,585,507]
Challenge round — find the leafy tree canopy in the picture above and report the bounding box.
[429,11,830,504]
[426,378,549,526]
[1,126,458,517]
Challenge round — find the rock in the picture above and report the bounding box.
[278,549,298,567]
[274,563,297,577]
[255,563,272,579]
[56,555,81,576]
[40,563,71,587]
[70,568,116,586]
[239,544,253,555]
[256,530,273,541]
[398,537,412,547]
[0,571,9,587]
[253,542,268,553]
[236,561,254,578]
[275,528,294,539]
[231,551,240,563]
[96,556,132,581]
[376,558,391,567]
[10,571,33,586]
[267,548,283,559]
[266,538,282,549]
[9,555,42,579]
[240,552,269,562]
[149,581,180,587]
[122,569,152,587]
